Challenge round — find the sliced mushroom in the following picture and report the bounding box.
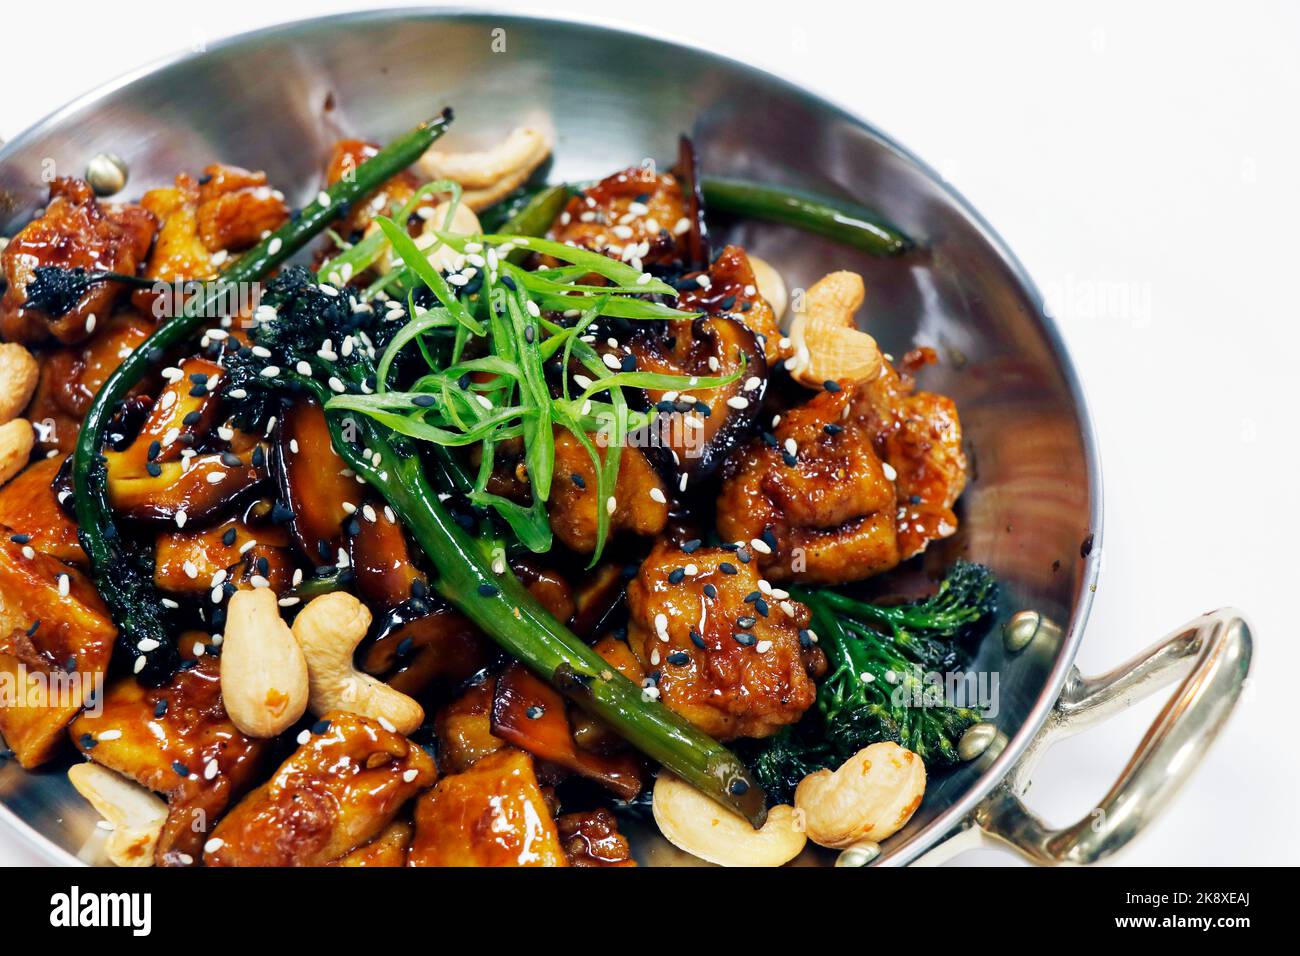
[275,398,357,563]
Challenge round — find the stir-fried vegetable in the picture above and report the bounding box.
[221,267,768,825]
[700,177,912,256]
[749,562,997,803]
[70,112,454,682]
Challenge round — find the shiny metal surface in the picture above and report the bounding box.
[0,9,1224,868]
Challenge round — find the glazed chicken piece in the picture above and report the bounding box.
[134,165,288,315]
[854,348,967,560]
[152,515,294,595]
[0,538,115,767]
[547,165,690,268]
[0,177,155,345]
[23,313,153,455]
[556,809,636,867]
[205,711,436,867]
[625,540,821,740]
[408,747,568,867]
[717,386,901,585]
[434,677,504,774]
[677,245,787,365]
[323,138,428,240]
[67,657,268,866]
[548,430,668,553]
[333,820,413,867]
[0,456,84,565]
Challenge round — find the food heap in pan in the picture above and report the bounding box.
[0,110,996,867]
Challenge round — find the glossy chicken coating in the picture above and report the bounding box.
[717,386,901,585]
[677,245,786,365]
[854,348,967,559]
[0,178,155,345]
[333,820,412,867]
[548,430,668,552]
[24,314,152,454]
[547,166,690,268]
[324,138,428,239]
[153,515,294,595]
[0,456,84,564]
[0,537,115,767]
[557,809,636,867]
[625,540,819,740]
[206,711,436,867]
[408,747,568,867]
[434,677,504,774]
[68,657,268,865]
[133,165,288,315]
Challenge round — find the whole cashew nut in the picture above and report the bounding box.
[292,592,424,735]
[68,762,168,867]
[0,418,34,488]
[220,588,309,738]
[651,772,806,867]
[367,200,483,277]
[746,255,788,320]
[417,126,551,211]
[794,741,926,847]
[786,270,883,389]
[0,343,39,424]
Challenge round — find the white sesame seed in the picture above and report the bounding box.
[297,729,311,745]
[57,573,70,597]
[97,729,123,742]
[606,496,617,515]
[206,471,226,485]
[260,366,280,378]
[726,396,749,410]
[649,487,667,504]
[133,657,147,674]
[750,538,773,555]
[204,837,225,854]
[267,237,283,255]
[379,716,397,733]
[756,640,772,653]
[402,768,419,783]
[317,190,331,208]
[602,353,621,371]
[250,575,270,589]
[882,461,898,481]
[21,545,35,560]
[137,638,161,653]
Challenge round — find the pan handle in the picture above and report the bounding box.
[969,607,1252,865]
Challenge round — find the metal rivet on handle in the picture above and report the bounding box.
[834,840,881,867]
[86,152,128,196]
[1003,609,1042,651]
[959,722,997,762]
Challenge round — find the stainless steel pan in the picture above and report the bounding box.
[0,9,1252,867]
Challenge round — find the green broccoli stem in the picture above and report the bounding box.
[699,177,912,256]
[71,112,453,677]
[315,398,767,826]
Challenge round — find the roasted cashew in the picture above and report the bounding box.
[0,418,34,488]
[220,588,309,738]
[786,270,883,388]
[417,126,551,211]
[367,199,483,278]
[292,592,424,734]
[747,255,788,320]
[68,762,168,867]
[794,741,926,847]
[652,772,806,867]
[0,343,39,424]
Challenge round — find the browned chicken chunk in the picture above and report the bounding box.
[408,747,568,867]
[0,456,84,565]
[677,245,786,365]
[68,657,268,866]
[205,711,435,867]
[0,178,155,345]
[547,166,689,268]
[855,348,966,559]
[434,677,504,774]
[548,430,668,552]
[557,809,636,867]
[333,820,413,867]
[625,540,820,740]
[717,386,901,585]
[0,538,115,767]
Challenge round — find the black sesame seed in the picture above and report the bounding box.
[655,400,675,413]
[798,628,813,648]
[396,637,415,658]
[146,462,162,477]
[620,354,637,372]
[719,562,737,575]
[154,699,169,718]
[80,734,98,750]
[251,446,266,468]
[26,620,40,636]
[256,556,269,576]
[182,410,202,426]
[719,295,736,311]
[524,325,536,344]
[694,401,710,417]
[737,615,757,629]
[570,473,586,489]
[312,718,331,735]
[172,760,189,777]
[410,579,427,600]
[689,629,707,649]
[222,527,238,546]
[220,451,242,468]
[668,568,686,584]
[761,527,778,549]
[189,372,208,385]
[754,598,770,617]
[744,591,761,604]
[782,453,798,467]
[9,533,30,544]
[271,502,294,524]
[703,583,718,599]
[500,275,517,291]
[525,705,545,719]
[477,583,500,597]
[666,651,689,665]
[413,394,437,407]
[681,539,701,553]
[824,423,844,435]
[910,494,922,505]
[733,632,756,646]
[736,548,752,564]
[823,379,842,392]
[64,655,76,672]
[188,384,208,398]
[729,779,750,795]
[146,440,162,461]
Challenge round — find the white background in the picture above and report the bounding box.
[1,0,1296,866]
